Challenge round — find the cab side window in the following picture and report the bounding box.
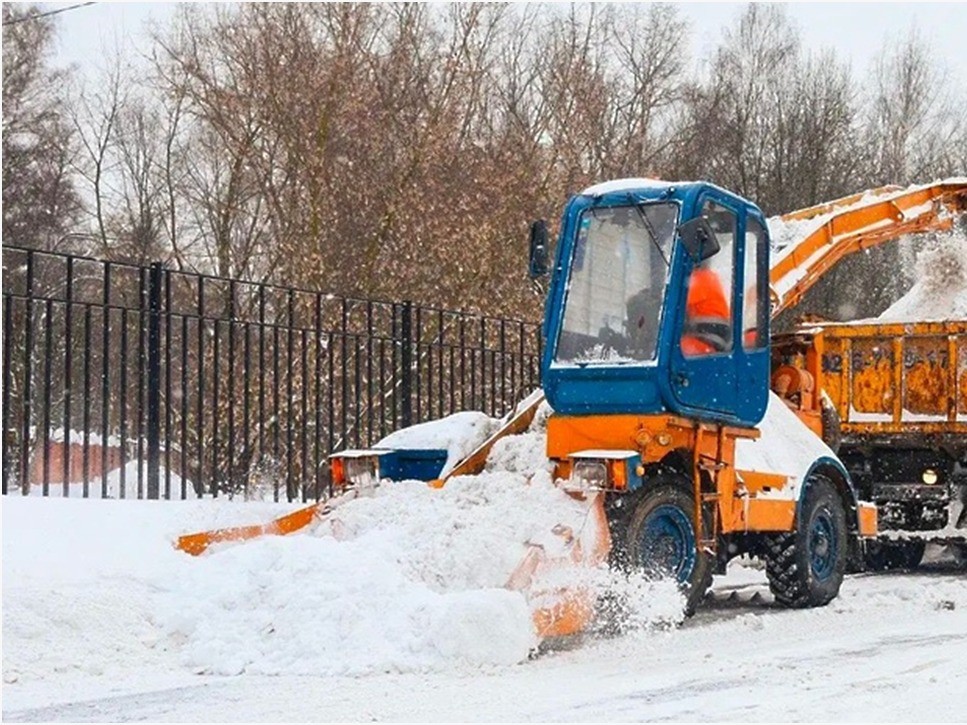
[742,217,768,349]
[682,200,735,357]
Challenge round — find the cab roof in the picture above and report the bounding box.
[580,178,678,196]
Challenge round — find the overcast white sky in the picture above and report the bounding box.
[38,1,967,85]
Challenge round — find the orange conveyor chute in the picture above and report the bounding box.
[769,179,967,316]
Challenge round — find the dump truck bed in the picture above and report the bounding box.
[812,320,967,453]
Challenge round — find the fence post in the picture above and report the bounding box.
[400,300,413,428]
[146,262,163,499]
[19,250,35,496]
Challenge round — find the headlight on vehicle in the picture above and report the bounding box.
[922,468,939,485]
[569,460,609,492]
[563,451,643,493]
[329,451,384,490]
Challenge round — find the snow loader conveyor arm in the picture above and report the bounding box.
[770,180,967,316]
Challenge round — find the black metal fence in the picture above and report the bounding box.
[2,245,543,501]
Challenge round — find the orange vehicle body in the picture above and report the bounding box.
[546,413,877,540]
[771,321,967,540]
[772,322,967,440]
[767,181,967,544]
[819,322,963,437]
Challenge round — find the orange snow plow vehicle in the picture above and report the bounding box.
[177,178,967,642]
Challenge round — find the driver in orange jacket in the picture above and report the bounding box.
[682,261,731,356]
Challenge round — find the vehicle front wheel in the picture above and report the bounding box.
[624,480,713,615]
[766,476,847,608]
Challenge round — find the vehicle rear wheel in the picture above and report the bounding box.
[624,480,713,615]
[766,476,847,608]
[865,540,926,571]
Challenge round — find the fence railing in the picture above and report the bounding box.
[2,245,543,501]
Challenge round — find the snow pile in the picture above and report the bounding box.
[158,481,548,677]
[3,460,613,681]
[158,403,683,676]
[2,497,296,686]
[376,410,500,477]
[878,228,967,321]
[158,473,686,676]
[485,408,553,476]
[3,400,690,686]
[735,392,836,497]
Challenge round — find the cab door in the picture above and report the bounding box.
[668,192,740,422]
[668,193,771,427]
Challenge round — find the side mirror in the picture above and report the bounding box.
[678,217,720,262]
[528,219,549,278]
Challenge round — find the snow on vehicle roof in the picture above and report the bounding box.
[580,178,678,196]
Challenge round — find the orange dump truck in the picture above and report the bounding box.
[770,321,967,567]
[767,180,967,568]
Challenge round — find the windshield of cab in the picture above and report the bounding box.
[554,202,678,365]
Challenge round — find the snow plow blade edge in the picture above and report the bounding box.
[175,502,324,556]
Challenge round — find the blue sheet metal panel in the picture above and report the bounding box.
[542,366,665,415]
[378,448,449,482]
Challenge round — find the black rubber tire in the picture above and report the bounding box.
[623,480,714,616]
[766,477,847,608]
[865,540,926,571]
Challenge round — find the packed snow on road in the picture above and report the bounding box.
[3,477,966,722]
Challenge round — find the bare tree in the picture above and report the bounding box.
[866,28,963,185]
[676,4,800,213]
[69,60,125,252]
[2,4,81,250]
[58,2,966,315]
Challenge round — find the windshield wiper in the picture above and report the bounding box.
[627,194,670,268]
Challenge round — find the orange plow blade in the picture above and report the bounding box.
[176,502,326,556]
[505,491,612,640]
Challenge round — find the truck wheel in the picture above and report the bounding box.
[766,476,847,608]
[865,540,926,571]
[625,481,713,615]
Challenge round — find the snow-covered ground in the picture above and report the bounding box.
[3,489,966,722]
